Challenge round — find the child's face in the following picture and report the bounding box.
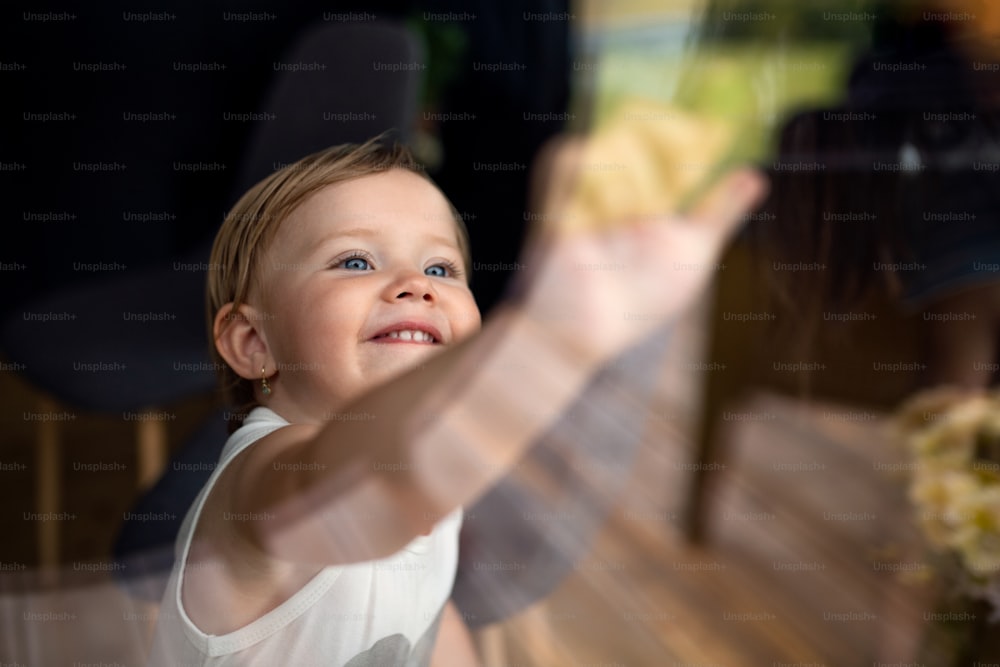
[253,169,481,422]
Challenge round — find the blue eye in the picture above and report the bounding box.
[425,261,462,279]
[341,257,371,271]
[425,265,448,277]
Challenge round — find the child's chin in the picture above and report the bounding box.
[370,345,442,377]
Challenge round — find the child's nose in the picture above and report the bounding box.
[385,270,437,303]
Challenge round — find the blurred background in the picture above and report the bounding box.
[2,0,1000,664]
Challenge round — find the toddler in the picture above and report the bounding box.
[147,136,764,666]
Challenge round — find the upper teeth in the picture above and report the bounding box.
[383,330,434,342]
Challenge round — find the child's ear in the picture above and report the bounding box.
[214,303,273,380]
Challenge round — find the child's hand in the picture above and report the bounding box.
[516,136,767,365]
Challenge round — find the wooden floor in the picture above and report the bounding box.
[488,396,934,666]
[484,303,938,666]
[0,300,958,665]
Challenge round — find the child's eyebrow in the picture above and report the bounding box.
[302,227,381,257]
[307,228,462,256]
[323,226,382,240]
[423,233,463,252]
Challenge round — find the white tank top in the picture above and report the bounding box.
[147,407,462,666]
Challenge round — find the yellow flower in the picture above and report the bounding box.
[950,486,1000,578]
[910,471,978,548]
[898,387,1000,583]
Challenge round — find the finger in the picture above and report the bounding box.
[687,168,769,237]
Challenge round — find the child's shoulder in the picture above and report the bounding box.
[178,412,322,634]
[224,411,320,481]
[200,410,320,520]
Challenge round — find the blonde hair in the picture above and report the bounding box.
[207,137,471,429]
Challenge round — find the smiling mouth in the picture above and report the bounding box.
[371,329,438,344]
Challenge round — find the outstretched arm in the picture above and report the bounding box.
[228,143,767,566]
